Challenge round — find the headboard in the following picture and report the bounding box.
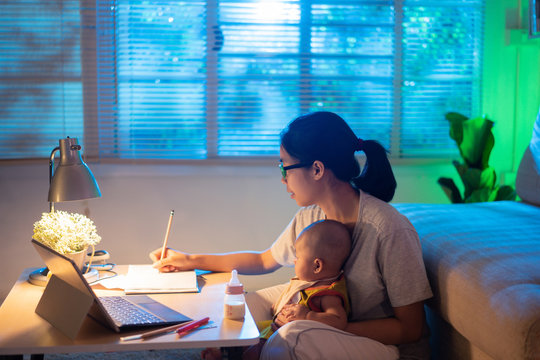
[515,106,540,206]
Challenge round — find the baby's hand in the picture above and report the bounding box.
[283,303,309,321]
[274,310,288,328]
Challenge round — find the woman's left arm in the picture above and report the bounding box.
[345,300,425,345]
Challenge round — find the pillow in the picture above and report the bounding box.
[516,106,540,206]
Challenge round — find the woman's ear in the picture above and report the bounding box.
[312,160,325,180]
[313,258,323,274]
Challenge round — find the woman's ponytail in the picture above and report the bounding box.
[352,140,396,202]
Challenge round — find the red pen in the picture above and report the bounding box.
[176,316,210,337]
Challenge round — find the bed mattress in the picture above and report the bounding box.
[393,201,540,360]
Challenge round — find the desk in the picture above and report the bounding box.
[0,267,259,357]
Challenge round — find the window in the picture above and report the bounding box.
[0,1,83,158]
[0,0,484,160]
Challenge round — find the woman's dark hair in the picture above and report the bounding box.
[280,111,397,202]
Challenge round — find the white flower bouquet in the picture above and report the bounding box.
[33,210,101,254]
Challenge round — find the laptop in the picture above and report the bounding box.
[31,239,191,338]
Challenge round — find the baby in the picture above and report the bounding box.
[203,219,351,360]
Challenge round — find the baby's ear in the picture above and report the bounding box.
[313,258,323,273]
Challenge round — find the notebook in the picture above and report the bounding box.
[124,264,199,294]
[31,239,191,338]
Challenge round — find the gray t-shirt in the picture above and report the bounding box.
[270,191,433,357]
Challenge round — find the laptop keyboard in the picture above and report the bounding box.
[99,296,163,325]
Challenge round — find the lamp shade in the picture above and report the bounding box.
[48,137,101,202]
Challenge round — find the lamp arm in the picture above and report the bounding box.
[49,146,60,212]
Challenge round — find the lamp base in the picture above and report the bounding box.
[28,266,99,286]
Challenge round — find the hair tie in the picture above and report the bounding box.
[355,138,365,152]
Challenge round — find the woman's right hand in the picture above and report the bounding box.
[149,247,192,272]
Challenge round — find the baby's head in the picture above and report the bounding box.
[294,219,351,281]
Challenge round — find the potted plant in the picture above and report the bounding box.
[438,112,517,203]
[33,210,101,269]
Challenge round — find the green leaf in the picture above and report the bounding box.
[445,112,469,145]
[487,188,499,202]
[458,167,497,199]
[494,185,517,201]
[460,116,494,169]
[465,188,492,203]
[480,122,495,170]
[437,177,463,203]
[479,167,496,189]
[452,160,466,176]
[454,163,481,199]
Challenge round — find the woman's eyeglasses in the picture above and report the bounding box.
[279,162,313,179]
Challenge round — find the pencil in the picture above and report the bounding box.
[160,210,175,261]
[176,316,210,336]
[120,319,196,341]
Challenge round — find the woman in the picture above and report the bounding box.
[150,111,432,359]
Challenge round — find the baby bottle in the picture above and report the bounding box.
[224,269,245,320]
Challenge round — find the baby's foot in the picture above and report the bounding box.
[201,347,222,360]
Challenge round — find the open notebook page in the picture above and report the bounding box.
[124,264,198,294]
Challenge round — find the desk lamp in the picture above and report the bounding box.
[28,137,102,285]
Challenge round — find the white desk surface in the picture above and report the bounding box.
[0,266,259,356]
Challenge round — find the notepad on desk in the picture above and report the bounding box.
[124,264,199,294]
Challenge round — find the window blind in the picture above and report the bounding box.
[401,0,484,157]
[0,0,484,160]
[94,0,398,159]
[0,0,83,159]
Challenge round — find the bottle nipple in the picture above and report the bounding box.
[230,269,239,284]
[226,269,243,294]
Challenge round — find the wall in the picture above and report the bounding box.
[0,161,451,303]
[483,0,540,183]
